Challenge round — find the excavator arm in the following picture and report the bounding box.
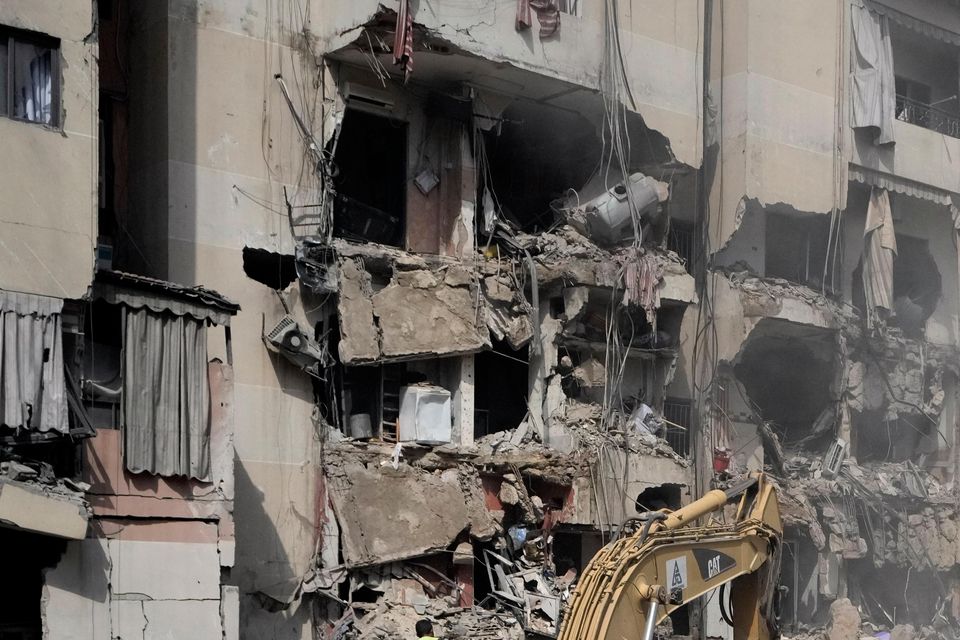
[558,473,783,640]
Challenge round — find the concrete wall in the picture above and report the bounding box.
[44,524,227,640]
[711,0,841,252]
[851,122,960,195]
[124,3,323,631]
[315,0,703,167]
[0,0,96,298]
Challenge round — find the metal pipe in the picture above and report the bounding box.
[641,600,659,640]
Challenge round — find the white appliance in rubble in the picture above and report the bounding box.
[560,172,669,245]
[398,385,452,444]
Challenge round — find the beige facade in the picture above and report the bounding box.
[0,0,97,299]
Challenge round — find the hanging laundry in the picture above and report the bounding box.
[516,0,560,39]
[620,248,664,325]
[393,0,414,82]
[862,187,897,331]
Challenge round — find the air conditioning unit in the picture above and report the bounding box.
[343,81,395,113]
[399,385,452,445]
[822,438,848,478]
[263,315,328,377]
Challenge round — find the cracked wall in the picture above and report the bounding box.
[0,0,98,298]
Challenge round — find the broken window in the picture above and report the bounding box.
[764,212,833,289]
[332,109,407,246]
[0,25,59,126]
[474,340,529,438]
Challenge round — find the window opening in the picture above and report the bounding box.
[0,26,60,126]
[332,109,407,246]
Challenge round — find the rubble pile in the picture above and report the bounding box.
[0,453,90,509]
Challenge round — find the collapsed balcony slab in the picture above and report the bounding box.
[325,459,497,567]
[0,478,88,540]
[334,241,535,363]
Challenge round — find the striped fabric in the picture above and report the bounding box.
[393,0,414,82]
[516,0,561,39]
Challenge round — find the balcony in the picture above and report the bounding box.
[896,94,960,139]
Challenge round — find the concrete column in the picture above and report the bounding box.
[454,355,476,447]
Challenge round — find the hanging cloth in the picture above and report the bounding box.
[516,0,561,39]
[862,187,898,330]
[0,291,67,433]
[123,307,211,480]
[393,0,414,82]
[851,4,896,144]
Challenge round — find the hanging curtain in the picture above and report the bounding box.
[851,4,896,145]
[0,291,68,433]
[15,46,53,124]
[123,307,211,480]
[862,187,898,330]
[28,51,52,124]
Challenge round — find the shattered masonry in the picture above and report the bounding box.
[3,0,960,639]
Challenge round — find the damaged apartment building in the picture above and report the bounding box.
[2,0,960,639]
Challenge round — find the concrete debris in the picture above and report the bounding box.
[0,455,89,509]
[325,459,498,567]
[827,598,861,640]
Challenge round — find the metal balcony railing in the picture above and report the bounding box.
[895,94,960,139]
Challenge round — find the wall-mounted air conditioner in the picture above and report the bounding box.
[343,82,395,113]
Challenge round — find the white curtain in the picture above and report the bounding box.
[862,187,898,329]
[123,308,211,480]
[15,46,52,124]
[0,291,68,433]
[851,4,896,145]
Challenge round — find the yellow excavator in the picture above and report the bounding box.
[557,472,783,640]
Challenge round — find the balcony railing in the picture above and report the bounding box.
[895,94,960,139]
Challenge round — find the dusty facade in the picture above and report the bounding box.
[1,0,960,639]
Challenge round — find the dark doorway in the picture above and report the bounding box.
[474,340,529,438]
[0,528,66,640]
[332,109,407,246]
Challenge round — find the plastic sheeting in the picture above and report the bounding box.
[862,187,898,330]
[0,291,67,433]
[851,4,896,145]
[123,307,211,480]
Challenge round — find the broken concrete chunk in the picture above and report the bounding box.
[499,482,520,506]
[827,598,861,640]
[337,258,381,363]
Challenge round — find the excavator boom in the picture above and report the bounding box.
[557,473,783,640]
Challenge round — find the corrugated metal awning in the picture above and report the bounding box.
[849,165,960,224]
[868,1,960,46]
[93,271,240,326]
